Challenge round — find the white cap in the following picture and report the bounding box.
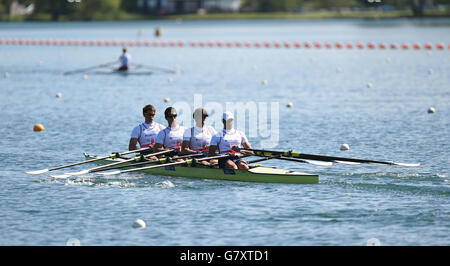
[223,111,234,121]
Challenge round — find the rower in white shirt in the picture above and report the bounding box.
[181,107,217,165]
[129,104,165,159]
[154,107,186,156]
[208,111,254,170]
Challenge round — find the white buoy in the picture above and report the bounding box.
[427,51,432,56]
[252,65,257,70]
[366,238,381,246]
[386,57,391,63]
[82,74,88,80]
[164,97,170,103]
[4,72,9,78]
[262,80,268,86]
[132,219,146,229]
[427,107,435,114]
[336,67,342,73]
[56,92,62,98]
[286,102,293,108]
[340,144,350,151]
[168,77,173,82]
[367,82,373,88]
[428,69,433,75]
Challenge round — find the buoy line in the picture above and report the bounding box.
[0,39,447,51]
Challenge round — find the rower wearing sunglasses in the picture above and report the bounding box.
[153,107,186,159]
[181,107,217,165]
[129,104,165,160]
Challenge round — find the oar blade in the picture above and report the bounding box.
[25,169,49,175]
[97,170,122,176]
[334,160,362,165]
[68,169,90,176]
[50,173,72,179]
[392,162,422,167]
[304,160,334,166]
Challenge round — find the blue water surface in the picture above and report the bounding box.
[0,19,449,246]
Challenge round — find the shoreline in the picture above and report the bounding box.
[2,10,449,22]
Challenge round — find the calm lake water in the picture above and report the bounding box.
[0,19,449,246]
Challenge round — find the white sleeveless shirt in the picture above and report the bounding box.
[155,125,186,148]
[210,129,249,154]
[183,126,217,151]
[130,122,165,148]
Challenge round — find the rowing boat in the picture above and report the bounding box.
[83,153,319,184]
[89,70,153,75]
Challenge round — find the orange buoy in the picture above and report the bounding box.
[33,124,45,132]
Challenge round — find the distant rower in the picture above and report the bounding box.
[116,48,131,71]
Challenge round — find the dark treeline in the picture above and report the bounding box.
[1,0,449,21]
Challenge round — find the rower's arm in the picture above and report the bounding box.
[128,138,139,151]
[181,141,198,155]
[241,142,254,156]
[153,143,166,153]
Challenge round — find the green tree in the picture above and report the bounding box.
[77,0,121,20]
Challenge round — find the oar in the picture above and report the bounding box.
[63,61,117,75]
[25,147,155,175]
[276,156,334,166]
[243,148,422,167]
[131,63,177,74]
[246,155,333,166]
[98,154,229,176]
[84,153,204,173]
[50,149,175,178]
[246,155,279,165]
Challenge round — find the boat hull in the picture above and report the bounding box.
[84,154,319,184]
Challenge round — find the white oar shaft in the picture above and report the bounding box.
[84,149,174,173]
[100,154,228,176]
[26,147,153,175]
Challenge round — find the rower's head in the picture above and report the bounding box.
[142,104,156,123]
[164,107,178,127]
[122,47,127,53]
[193,107,208,127]
[222,111,234,130]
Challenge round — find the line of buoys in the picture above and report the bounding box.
[0,39,447,50]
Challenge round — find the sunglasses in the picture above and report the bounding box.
[167,114,177,118]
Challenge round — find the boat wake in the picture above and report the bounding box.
[40,174,176,189]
